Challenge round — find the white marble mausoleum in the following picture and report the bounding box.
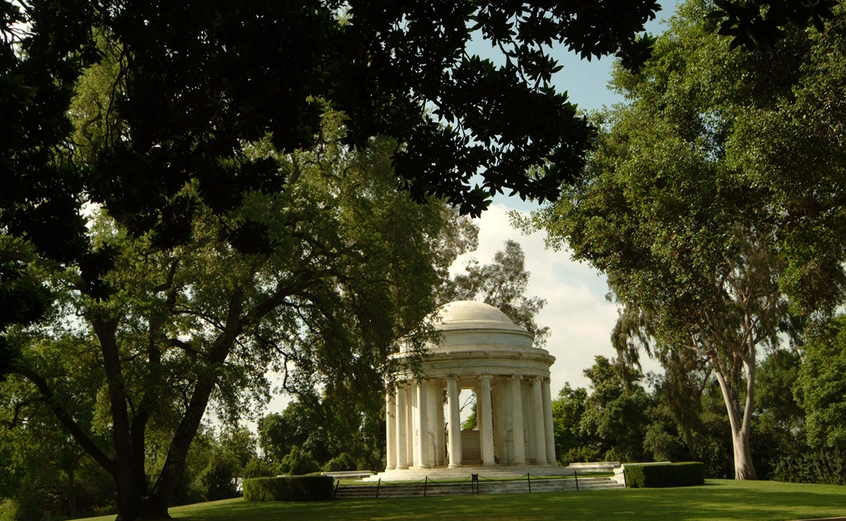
[377,300,559,480]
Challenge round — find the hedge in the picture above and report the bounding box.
[242,476,334,501]
[624,462,705,488]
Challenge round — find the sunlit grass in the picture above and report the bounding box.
[71,479,846,521]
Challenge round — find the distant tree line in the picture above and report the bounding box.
[552,315,846,485]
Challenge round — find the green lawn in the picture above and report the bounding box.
[72,480,846,521]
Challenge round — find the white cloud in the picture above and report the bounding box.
[453,202,627,392]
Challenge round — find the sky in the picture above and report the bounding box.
[450,7,675,393]
[259,5,677,418]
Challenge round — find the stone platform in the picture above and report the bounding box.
[365,462,619,482]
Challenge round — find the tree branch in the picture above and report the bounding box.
[14,367,115,475]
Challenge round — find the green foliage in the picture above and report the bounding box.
[278,447,321,476]
[553,357,651,464]
[243,458,276,479]
[323,453,357,472]
[551,384,588,464]
[771,448,846,486]
[198,452,240,501]
[625,462,705,488]
[242,476,333,502]
[797,316,846,450]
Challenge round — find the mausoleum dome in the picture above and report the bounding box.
[435,300,525,332]
[428,300,534,352]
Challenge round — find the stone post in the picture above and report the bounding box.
[511,375,526,465]
[396,384,408,469]
[416,379,431,468]
[532,377,547,464]
[447,376,462,468]
[386,390,397,470]
[479,375,495,466]
[542,378,556,464]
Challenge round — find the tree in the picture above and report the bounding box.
[441,240,549,345]
[0,0,662,338]
[710,0,836,50]
[517,0,846,478]
[551,384,588,464]
[796,316,846,451]
[1,110,473,520]
[752,348,805,478]
[551,356,650,464]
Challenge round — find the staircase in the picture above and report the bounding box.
[333,476,622,499]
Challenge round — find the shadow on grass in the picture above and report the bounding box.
[165,480,846,521]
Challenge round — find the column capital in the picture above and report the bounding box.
[478,374,493,382]
[446,375,460,382]
[533,375,545,384]
[511,374,523,381]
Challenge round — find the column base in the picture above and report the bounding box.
[418,464,431,469]
[386,466,396,471]
[448,463,462,468]
[396,465,408,470]
[482,462,495,466]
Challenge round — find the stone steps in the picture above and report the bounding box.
[333,476,623,499]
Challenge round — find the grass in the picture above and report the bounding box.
[71,479,846,521]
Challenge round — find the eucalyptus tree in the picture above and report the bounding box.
[518,0,846,478]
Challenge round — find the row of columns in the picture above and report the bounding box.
[385,375,556,470]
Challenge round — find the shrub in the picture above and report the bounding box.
[199,452,239,500]
[323,453,357,472]
[772,448,846,485]
[243,457,276,479]
[278,446,321,476]
[242,476,334,501]
[624,462,704,488]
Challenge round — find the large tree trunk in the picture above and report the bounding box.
[714,358,757,480]
[113,493,170,521]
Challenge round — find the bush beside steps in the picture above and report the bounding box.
[243,475,334,501]
[624,462,705,488]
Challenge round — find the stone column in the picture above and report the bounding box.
[479,375,495,466]
[511,375,526,465]
[426,381,437,465]
[416,379,431,468]
[542,378,556,464]
[524,380,536,463]
[503,377,513,464]
[447,376,462,468]
[493,379,506,464]
[532,377,547,464]
[396,384,408,469]
[386,391,397,470]
[434,382,446,466]
[406,385,415,467]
